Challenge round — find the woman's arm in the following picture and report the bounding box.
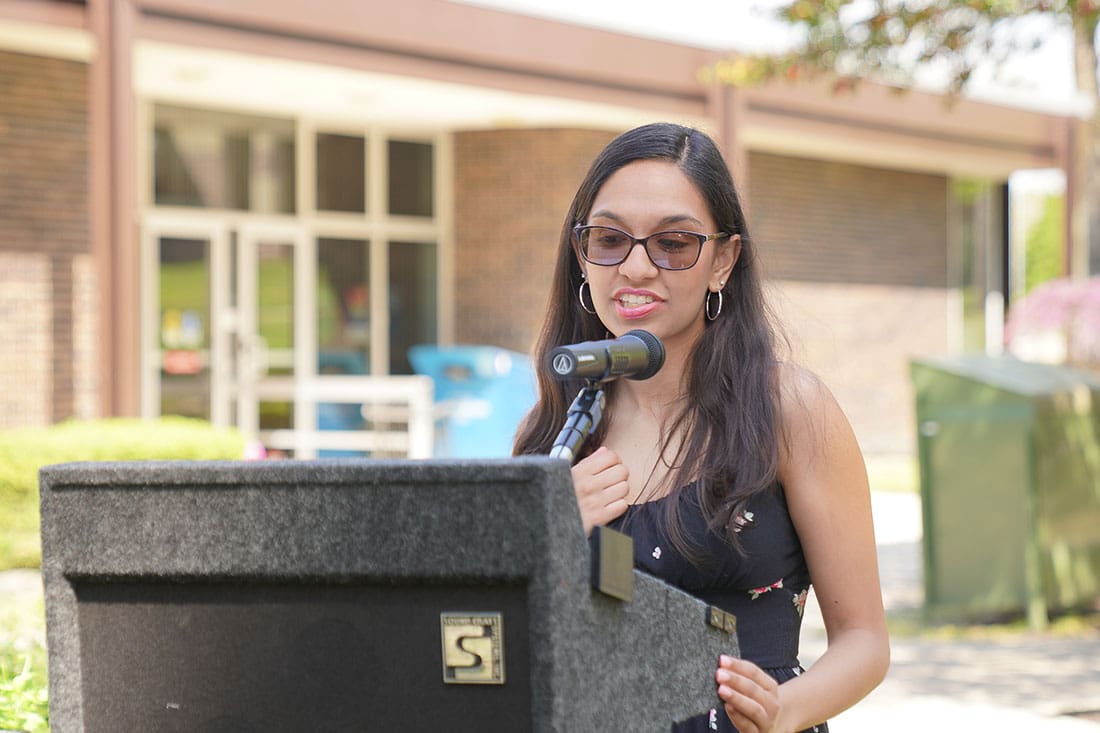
[717,365,890,732]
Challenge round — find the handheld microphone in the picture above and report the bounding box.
[546,330,665,382]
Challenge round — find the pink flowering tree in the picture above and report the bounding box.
[1005,277,1100,369]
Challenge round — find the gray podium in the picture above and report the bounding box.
[40,457,738,732]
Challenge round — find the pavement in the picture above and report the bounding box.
[3,491,1100,731]
[799,491,1100,732]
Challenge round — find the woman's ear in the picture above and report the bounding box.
[711,234,741,290]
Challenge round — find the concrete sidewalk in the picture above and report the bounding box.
[800,491,1100,732]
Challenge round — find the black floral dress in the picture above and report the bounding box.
[607,482,828,733]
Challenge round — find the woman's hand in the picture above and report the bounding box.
[716,655,783,733]
[569,446,630,536]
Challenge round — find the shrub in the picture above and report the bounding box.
[0,417,245,570]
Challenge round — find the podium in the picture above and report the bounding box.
[39,457,738,732]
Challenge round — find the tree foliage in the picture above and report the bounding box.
[704,1,1100,98]
[704,1,1100,278]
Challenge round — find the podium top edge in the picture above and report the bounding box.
[39,455,572,489]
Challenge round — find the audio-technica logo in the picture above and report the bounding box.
[551,353,574,375]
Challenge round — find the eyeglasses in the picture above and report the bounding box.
[573,225,729,271]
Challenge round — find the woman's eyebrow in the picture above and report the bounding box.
[589,210,705,228]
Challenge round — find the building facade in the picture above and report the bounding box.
[0,0,1076,456]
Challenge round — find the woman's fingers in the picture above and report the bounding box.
[716,656,780,733]
[570,447,630,534]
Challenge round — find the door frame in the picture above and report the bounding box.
[140,213,232,426]
[235,221,313,445]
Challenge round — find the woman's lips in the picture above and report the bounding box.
[614,290,662,319]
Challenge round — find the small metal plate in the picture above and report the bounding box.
[590,525,634,602]
[707,606,737,636]
[440,612,505,685]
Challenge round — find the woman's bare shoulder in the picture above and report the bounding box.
[774,361,857,463]
[775,361,833,415]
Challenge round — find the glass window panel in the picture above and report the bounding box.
[260,400,294,459]
[317,238,370,375]
[158,237,211,419]
[260,400,293,431]
[388,140,433,216]
[316,133,366,213]
[224,132,250,210]
[153,126,203,207]
[257,242,295,376]
[273,136,297,214]
[317,401,368,458]
[389,240,437,375]
[153,105,294,212]
[249,132,297,214]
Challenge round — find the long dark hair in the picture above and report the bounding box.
[513,123,783,560]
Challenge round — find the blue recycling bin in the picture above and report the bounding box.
[407,344,537,458]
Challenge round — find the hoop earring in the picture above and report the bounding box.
[705,289,723,321]
[578,278,597,315]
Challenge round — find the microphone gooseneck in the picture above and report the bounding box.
[548,386,605,464]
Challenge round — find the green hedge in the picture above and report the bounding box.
[0,417,245,571]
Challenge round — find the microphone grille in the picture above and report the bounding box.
[624,329,664,380]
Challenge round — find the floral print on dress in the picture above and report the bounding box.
[748,578,784,600]
[792,588,809,618]
[652,546,662,560]
[732,510,755,533]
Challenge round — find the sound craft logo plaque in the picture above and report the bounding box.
[440,612,505,684]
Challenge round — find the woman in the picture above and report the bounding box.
[514,123,889,732]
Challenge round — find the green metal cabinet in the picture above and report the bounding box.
[910,355,1100,628]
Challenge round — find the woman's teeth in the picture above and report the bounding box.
[619,294,655,307]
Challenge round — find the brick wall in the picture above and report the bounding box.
[0,50,92,427]
[767,281,949,456]
[453,139,953,455]
[73,253,100,420]
[0,253,51,427]
[748,152,953,455]
[452,128,615,354]
[748,152,948,287]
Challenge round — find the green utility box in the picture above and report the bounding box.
[910,355,1100,628]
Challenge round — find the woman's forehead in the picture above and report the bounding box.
[588,160,712,228]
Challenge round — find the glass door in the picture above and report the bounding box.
[236,223,312,456]
[142,218,232,426]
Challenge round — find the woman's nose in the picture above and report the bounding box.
[618,241,658,280]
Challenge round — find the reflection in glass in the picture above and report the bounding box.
[259,400,293,431]
[153,105,294,213]
[158,237,211,419]
[389,241,437,374]
[260,400,294,459]
[317,133,366,213]
[317,238,370,375]
[257,242,295,376]
[388,140,433,216]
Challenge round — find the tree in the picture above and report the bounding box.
[709,1,1100,277]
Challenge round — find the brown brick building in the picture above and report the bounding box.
[0,0,1077,456]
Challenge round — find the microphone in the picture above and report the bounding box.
[546,330,665,382]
